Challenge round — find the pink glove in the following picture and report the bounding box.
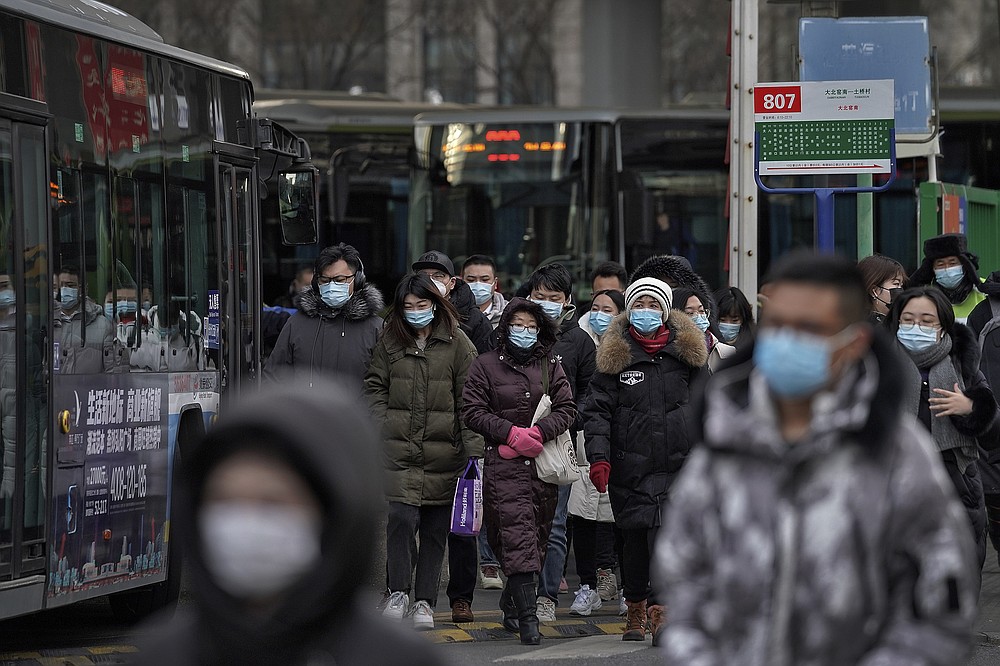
[526,426,544,444]
[506,426,545,458]
[498,444,519,459]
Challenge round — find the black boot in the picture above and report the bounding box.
[509,575,541,646]
[499,582,519,633]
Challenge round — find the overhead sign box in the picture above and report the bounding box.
[799,17,931,135]
[754,79,895,176]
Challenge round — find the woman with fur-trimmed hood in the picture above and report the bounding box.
[582,277,708,645]
[264,243,384,390]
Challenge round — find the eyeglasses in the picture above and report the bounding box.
[509,324,539,334]
[683,307,710,317]
[426,271,450,282]
[899,321,940,334]
[317,273,356,286]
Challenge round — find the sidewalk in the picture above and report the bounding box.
[978,555,1000,644]
[424,586,626,644]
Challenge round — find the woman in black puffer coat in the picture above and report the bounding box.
[461,298,576,645]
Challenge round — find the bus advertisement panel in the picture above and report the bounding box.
[48,375,169,604]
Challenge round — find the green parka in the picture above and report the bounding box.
[364,321,484,506]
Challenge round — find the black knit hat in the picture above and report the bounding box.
[923,233,968,261]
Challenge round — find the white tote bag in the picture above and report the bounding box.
[530,364,579,486]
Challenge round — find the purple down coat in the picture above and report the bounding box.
[461,298,577,575]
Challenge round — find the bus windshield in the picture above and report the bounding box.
[411,121,605,297]
[617,116,729,289]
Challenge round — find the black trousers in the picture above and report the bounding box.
[386,502,450,606]
[621,526,659,604]
[986,493,1000,566]
[570,517,616,588]
[446,532,479,605]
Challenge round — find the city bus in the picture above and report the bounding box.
[251,92,463,303]
[0,0,317,620]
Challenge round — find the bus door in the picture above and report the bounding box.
[214,143,260,393]
[0,93,51,613]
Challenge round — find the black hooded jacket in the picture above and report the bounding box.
[263,283,384,389]
[450,279,495,354]
[132,382,441,666]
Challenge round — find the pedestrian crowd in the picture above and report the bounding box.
[137,232,999,664]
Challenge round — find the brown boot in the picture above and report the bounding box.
[622,599,647,641]
[647,604,667,646]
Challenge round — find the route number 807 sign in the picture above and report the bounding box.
[754,79,894,176]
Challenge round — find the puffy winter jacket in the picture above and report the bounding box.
[55,299,113,374]
[658,331,979,666]
[450,280,495,354]
[553,310,596,433]
[264,283,384,389]
[583,309,708,529]
[365,322,482,506]
[461,299,577,574]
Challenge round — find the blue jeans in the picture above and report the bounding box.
[478,529,499,567]
[537,484,571,603]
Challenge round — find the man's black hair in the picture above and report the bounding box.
[314,243,362,282]
[764,251,869,324]
[462,254,496,273]
[590,261,627,290]
[526,264,572,298]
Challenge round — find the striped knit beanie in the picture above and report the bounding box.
[625,277,673,314]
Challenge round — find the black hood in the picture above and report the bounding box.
[497,297,559,360]
[296,282,384,320]
[630,254,717,321]
[449,279,478,320]
[981,271,1000,297]
[177,380,382,658]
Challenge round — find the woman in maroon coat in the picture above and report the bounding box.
[461,298,576,645]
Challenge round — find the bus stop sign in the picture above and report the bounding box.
[755,79,894,176]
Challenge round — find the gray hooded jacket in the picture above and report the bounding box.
[657,332,978,666]
[263,283,384,389]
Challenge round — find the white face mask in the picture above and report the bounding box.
[433,279,449,297]
[199,501,321,600]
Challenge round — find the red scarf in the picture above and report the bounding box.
[629,325,670,355]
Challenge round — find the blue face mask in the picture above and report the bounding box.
[719,322,741,342]
[60,286,79,308]
[754,327,852,398]
[142,300,152,311]
[532,298,564,321]
[104,303,114,319]
[629,309,663,334]
[0,289,14,309]
[508,327,538,349]
[589,311,613,336]
[403,307,435,329]
[896,323,940,353]
[117,300,137,315]
[934,265,965,290]
[468,281,493,306]
[319,281,350,309]
[692,313,710,333]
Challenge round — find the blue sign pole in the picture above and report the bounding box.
[815,189,836,254]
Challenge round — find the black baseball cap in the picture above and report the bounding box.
[412,250,455,276]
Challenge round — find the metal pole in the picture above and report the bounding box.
[857,173,874,257]
[730,0,759,297]
[816,189,836,253]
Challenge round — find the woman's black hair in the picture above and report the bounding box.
[670,287,699,313]
[884,285,956,335]
[589,289,625,314]
[714,286,754,325]
[857,254,906,307]
[496,297,559,357]
[384,272,459,347]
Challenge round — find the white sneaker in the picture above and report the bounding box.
[596,568,618,602]
[480,564,504,590]
[382,591,409,620]
[536,595,557,622]
[619,596,627,616]
[409,600,435,631]
[569,585,603,616]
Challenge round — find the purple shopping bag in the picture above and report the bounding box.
[450,458,483,536]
